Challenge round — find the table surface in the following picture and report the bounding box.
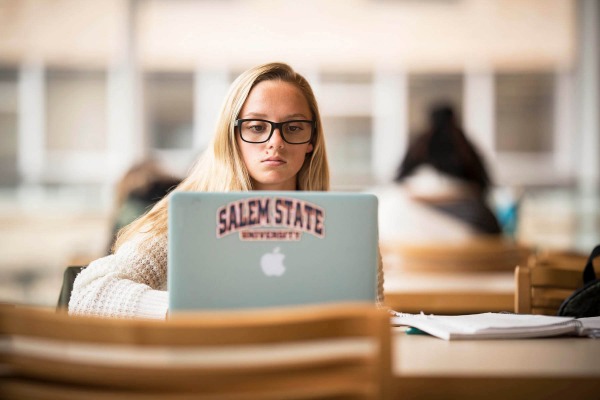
[392,327,600,377]
[384,269,515,292]
[390,327,600,399]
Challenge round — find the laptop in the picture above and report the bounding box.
[168,191,378,312]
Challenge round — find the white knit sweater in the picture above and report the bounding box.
[69,233,385,319]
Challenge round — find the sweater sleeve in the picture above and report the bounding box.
[68,234,169,319]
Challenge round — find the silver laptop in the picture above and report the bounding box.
[168,191,378,312]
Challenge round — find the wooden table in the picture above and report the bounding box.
[380,237,531,315]
[384,269,516,314]
[391,327,600,399]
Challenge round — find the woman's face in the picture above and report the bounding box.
[237,80,314,191]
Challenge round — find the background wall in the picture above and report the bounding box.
[0,0,598,306]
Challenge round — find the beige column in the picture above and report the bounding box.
[576,0,600,192]
[372,70,408,183]
[17,62,45,185]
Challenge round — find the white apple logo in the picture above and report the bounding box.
[260,247,286,276]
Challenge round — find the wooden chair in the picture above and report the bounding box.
[0,302,392,400]
[381,238,531,314]
[527,249,588,271]
[380,238,532,272]
[515,251,598,315]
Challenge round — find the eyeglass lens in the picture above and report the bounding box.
[239,120,312,144]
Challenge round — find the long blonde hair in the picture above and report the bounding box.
[114,62,330,250]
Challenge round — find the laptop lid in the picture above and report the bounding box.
[168,191,378,312]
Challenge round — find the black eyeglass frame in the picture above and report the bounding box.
[235,118,316,144]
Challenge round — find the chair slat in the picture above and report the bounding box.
[0,303,391,400]
[6,303,381,346]
[530,268,583,289]
[2,378,376,400]
[381,238,532,272]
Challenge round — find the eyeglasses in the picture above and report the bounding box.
[236,119,315,144]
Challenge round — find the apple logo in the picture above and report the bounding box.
[260,247,286,276]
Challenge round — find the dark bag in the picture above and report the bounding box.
[557,245,600,318]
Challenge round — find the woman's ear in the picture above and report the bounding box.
[306,143,314,154]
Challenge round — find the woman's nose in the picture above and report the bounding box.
[268,127,285,148]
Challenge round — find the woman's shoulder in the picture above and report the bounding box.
[117,229,168,257]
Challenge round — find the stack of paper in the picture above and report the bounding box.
[391,312,600,340]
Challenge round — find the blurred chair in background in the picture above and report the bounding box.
[515,248,597,315]
[382,238,532,315]
[381,238,531,273]
[529,249,589,271]
[0,303,392,400]
[515,263,583,315]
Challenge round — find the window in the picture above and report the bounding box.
[318,72,374,188]
[322,116,373,187]
[46,70,107,151]
[144,72,194,150]
[495,72,554,153]
[0,68,18,186]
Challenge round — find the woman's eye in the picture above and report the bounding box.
[249,124,266,132]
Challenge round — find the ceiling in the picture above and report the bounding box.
[0,0,576,72]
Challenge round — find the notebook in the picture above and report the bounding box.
[391,312,600,340]
[168,191,379,313]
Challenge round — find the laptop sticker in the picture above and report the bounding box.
[216,196,325,241]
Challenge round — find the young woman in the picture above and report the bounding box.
[69,62,384,319]
[394,103,502,235]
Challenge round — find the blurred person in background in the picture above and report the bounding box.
[106,159,182,254]
[375,102,502,244]
[68,62,384,319]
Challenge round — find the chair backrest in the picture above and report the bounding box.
[515,265,584,315]
[515,251,598,315]
[528,249,588,271]
[0,302,392,400]
[381,238,531,272]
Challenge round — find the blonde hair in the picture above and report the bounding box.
[114,62,330,250]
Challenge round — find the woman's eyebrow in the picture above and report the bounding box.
[285,113,311,120]
[241,112,268,118]
[240,112,311,120]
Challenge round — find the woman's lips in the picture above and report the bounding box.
[262,157,286,166]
